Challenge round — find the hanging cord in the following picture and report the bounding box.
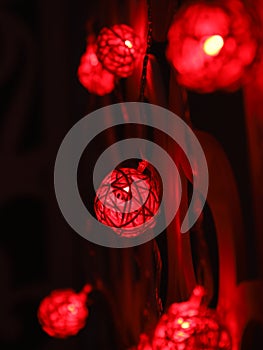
[139,0,153,102]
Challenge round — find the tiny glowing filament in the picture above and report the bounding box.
[203,35,224,56]
[67,304,77,314]
[177,318,184,324]
[125,39,133,48]
[181,321,190,329]
[123,186,130,193]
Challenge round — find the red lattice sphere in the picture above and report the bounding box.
[38,289,89,338]
[166,0,258,92]
[96,24,143,78]
[78,43,115,96]
[152,287,232,350]
[94,161,162,237]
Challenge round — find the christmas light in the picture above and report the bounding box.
[78,42,115,96]
[152,286,232,349]
[96,24,143,78]
[94,161,162,237]
[166,0,258,92]
[38,285,91,338]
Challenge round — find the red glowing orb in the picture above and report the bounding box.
[94,161,162,237]
[78,43,115,96]
[152,286,232,349]
[96,24,143,78]
[38,288,89,338]
[166,0,258,92]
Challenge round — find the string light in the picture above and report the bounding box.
[38,284,92,338]
[166,0,258,92]
[96,24,143,78]
[94,160,162,237]
[203,35,224,56]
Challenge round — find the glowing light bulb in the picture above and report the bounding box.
[67,304,77,314]
[181,321,190,329]
[125,39,133,48]
[177,318,184,324]
[203,35,224,56]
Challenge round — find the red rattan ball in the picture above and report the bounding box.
[96,24,143,78]
[38,289,89,338]
[152,287,232,350]
[166,0,258,92]
[78,43,115,96]
[94,161,162,237]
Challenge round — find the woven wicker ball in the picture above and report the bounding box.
[166,0,258,92]
[38,288,89,338]
[152,287,232,349]
[94,161,162,237]
[96,24,143,78]
[78,43,115,96]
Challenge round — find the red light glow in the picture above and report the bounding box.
[125,39,133,48]
[78,42,115,96]
[96,24,143,77]
[203,35,224,56]
[152,286,232,349]
[166,0,258,92]
[94,161,162,237]
[181,321,190,329]
[38,285,91,338]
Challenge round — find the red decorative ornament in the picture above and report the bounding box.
[38,284,91,338]
[94,161,162,237]
[78,41,115,96]
[152,286,232,349]
[136,334,152,350]
[96,24,143,78]
[166,0,258,92]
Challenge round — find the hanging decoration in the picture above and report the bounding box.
[78,36,115,96]
[152,286,232,349]
[94,160,162,237]
[166,0,258,92]
[38,284,92,338]
[96,24,143,78]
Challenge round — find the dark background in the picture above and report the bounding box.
[0,0,258,349]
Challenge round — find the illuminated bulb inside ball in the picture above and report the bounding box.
[203,35,224,56]
[123,186,130,192]
[181,321,190,329]
[67,304,77,314]
[125,39,133,49]
[177,318,184,325]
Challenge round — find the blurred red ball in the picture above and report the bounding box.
[96,24,143,78]
[166,0,258,92]
[38,289,88,338]
[94,161,162,237]
[152,288,232,350]
[78,43,115,96]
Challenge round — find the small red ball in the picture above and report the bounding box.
[96,24,143,78]
[94,161,162,237]
[152,287,232,350]
[166,0,258,92]
[78,43,115,96]
[38,289,89,338]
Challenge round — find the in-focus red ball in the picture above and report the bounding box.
[38,289,89,338]
[96,24,143,78]
[78,43,115,96]
[94,161,162,237]
[166,0,258,92]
